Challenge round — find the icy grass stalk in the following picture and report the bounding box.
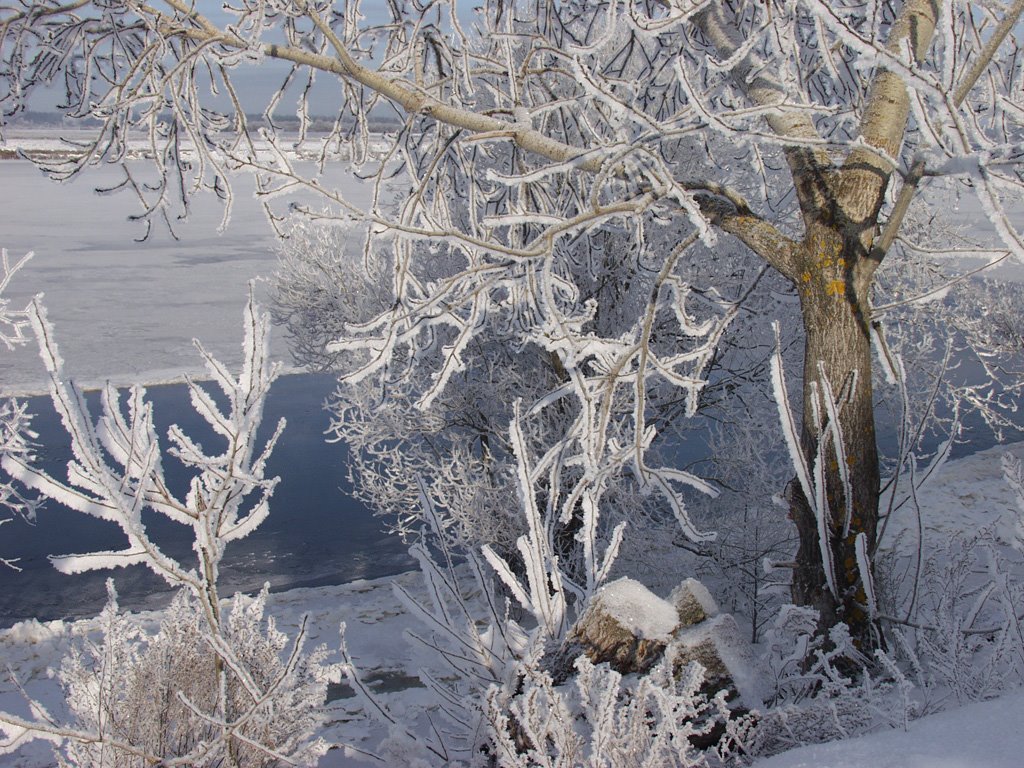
[482,405,569,640]
[769,323,837,599]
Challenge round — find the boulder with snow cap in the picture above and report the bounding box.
[571,577,679,674]
[669,577,719,627]
[565,575,766,710]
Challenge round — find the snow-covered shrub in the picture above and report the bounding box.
[486,652,752,768]
[272,218,392,373]
[894,528,1024,706]
[862,454,1024,711]
[0,397,38,532]
[0,291,342,765]
[753,605,917,755]
[274,219,539,560]
[1,289,285,607]
[57,583,333,768]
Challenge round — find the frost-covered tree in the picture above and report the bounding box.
[4,0,1024,645]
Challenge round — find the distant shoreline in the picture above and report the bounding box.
[2,110,404,132]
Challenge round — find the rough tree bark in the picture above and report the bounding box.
[696,0,941,644]
[787,226,881,635]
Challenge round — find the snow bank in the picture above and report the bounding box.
[882,442,1024,552]
[2,617,65,646]
[752,688,1024,768]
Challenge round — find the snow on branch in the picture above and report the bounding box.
[0,249,32,352]
[0,291,347,766]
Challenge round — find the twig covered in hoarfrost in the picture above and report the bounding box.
[2,289,283,620]
[0,249,32,351]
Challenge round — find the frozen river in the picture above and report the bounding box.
[0,157,379,393]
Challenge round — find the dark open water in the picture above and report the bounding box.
[2,357,1018,628]
[0,372,414,627]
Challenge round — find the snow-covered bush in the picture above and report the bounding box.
[754,605,916,755]
[486,652,752,768]
[0,249,31,354]
[0,397,37,541]
[57,584,333,768]
[891,529,1024,707]
[0,292,342,766]
[1,289,284,612]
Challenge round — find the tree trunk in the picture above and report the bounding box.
[789,226,880,643]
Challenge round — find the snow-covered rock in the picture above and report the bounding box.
[569,575,764,710]
[670,577,720,626]
[670,614,767,709]
[571,577,679,673]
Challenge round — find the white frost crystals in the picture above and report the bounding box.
[0,289,341,767]
[0,249,32,352]
[0,249,39,541]
[54,582,335,768]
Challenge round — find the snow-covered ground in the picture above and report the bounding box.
[752,688,1024,768]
